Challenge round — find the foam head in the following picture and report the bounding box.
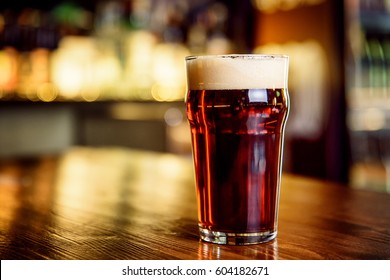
[186,55,289,90]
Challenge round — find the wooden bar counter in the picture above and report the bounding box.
[0,147,389,260]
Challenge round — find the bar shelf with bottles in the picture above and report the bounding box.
[345,0,390,192]
[0,1,243,103]
[0,2,184,102]
[0,1,250,158]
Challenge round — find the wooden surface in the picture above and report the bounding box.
[0,147,389,260]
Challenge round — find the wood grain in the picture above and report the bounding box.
[0,147,389,260]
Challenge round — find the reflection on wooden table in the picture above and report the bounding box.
[0,147,389,259]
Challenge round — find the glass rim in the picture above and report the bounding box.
[185,54,288,61]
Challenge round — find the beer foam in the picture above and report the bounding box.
[186,55,288,90]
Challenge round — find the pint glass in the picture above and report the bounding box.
[185,55,289,245]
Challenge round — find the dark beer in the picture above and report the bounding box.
[185,55,289,244]
[186,89,288,237]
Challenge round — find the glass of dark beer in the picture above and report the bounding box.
[185,55,289,245]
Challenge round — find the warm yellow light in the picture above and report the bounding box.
[151,84,185,102]
[0,49,18,92]
[91,53,121,99]
[0,52,12,87]
[51,49,85,99]
[30,48,50,85]
[123,31,157,99]
[151,43,189,101]
[363,108,386,131]
[51,36,120,100]
[251,0,325,13]
[37,83,58,102]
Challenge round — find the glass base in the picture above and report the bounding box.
[199,226,277,245]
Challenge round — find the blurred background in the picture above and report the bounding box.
[0,0,389,192]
